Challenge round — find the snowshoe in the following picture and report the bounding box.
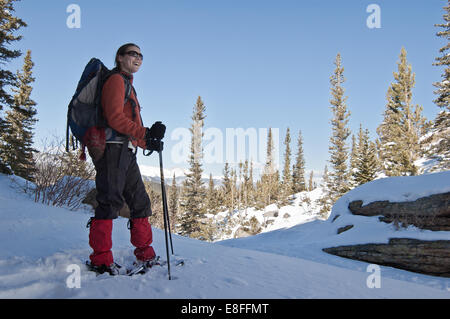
[127,256,162,276]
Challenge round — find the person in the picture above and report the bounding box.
[87,43,166,275]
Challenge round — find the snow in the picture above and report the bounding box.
[209,187,326,241]
[0,172,449,299]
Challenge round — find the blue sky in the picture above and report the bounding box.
[8,0,447,178]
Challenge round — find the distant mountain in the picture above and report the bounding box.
[139,165,223,187]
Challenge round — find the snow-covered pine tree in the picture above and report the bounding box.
[292,130,306,193]
[1,50,37,180]
[0,0,27,174]
[431,0,450,170]
[327,53,351,203]
[179,96,207,239]
[376,47,427,176]
[280,127,293,205]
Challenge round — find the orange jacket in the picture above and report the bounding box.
[101,71,146,149]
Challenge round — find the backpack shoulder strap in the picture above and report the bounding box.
[123,78,133,102]
[116,73,137,120]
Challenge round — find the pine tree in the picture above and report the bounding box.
[322,165,329,189]
[230,167,237,212]
[349,134,358,188]
[1,50,37,180]
[179,96,207,239]
[168,173,179,232]
[280,127,293,205]
[433,0,450,112]
[377,47,426,176]
[351,126,364,184]
[206,173,219,214]
[248,160,255,206]
[237,162,243,212]
[292,130,306,193]
[241,160,251,211]
[318,165,332,217]
[308,170,314,191]
[327,53,351,203]
[0,0,27,174]
[147,186,163,229]
[353,126,378,186]
[221,162,233,213]
[431,1,450,170]
[261,128,279,206]
[254,179,265,210]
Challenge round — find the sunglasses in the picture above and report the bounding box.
[125,50,144,60]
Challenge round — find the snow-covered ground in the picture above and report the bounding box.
[210,187,326,241]
[0,172,449,299]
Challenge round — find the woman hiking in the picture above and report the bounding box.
[87,43,166,275]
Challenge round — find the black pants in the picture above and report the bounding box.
[94,143,152,219]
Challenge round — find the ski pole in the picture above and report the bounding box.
[158,143,174,254]
[158,141,173,280]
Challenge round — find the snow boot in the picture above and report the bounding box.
[129,217,156,262]
[88,218,114,267]
[86,261,123,276]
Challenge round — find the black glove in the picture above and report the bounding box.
[146,138,164,153]
[146,121,166,140]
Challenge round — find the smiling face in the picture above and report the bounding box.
[117,45,143,74]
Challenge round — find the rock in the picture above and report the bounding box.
[263,204,279,218]
[331,214,340,223]
[337,224,353,234]
[348,192,450,231]
[82,188,131,218]
[234,227,253,238]
[323,238,450,277]
[327,192,450,277]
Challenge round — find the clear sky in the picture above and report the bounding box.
[8,0,447,178]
